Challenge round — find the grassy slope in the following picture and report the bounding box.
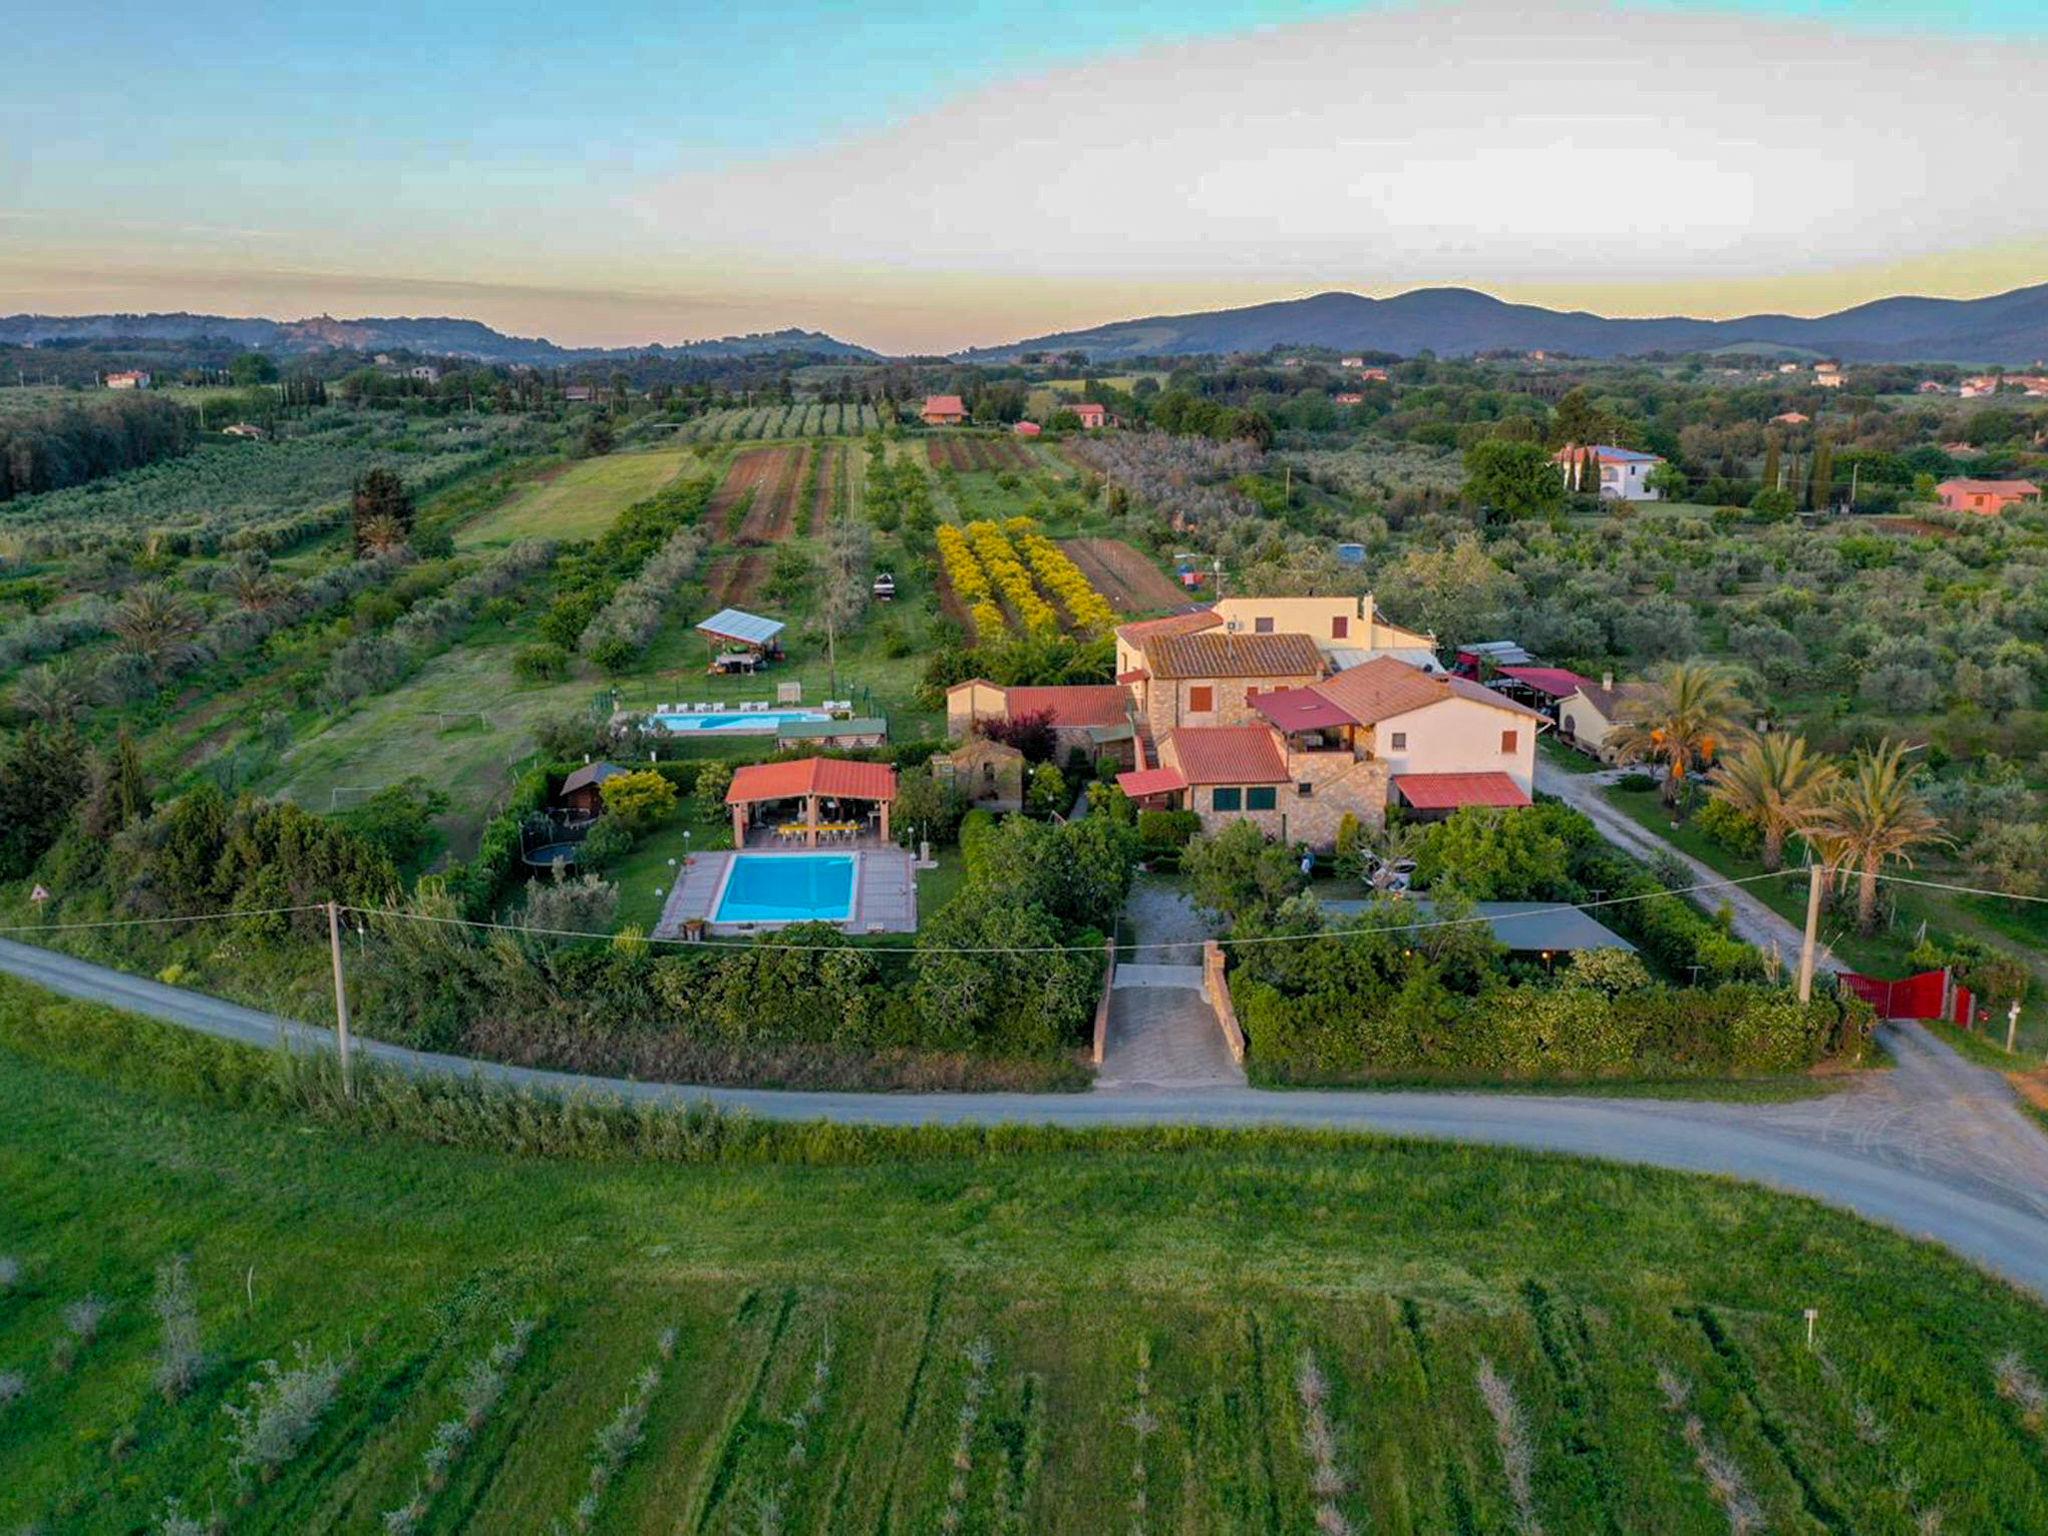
[455,447,695,548]
[5,1014,2048,1532]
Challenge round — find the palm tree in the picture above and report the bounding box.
[1605,660,1748,807]
[11,660,94,725]
[227,559,281,613]
[1808,738,1950,935]
[1707,733,1837,872]
[353,512,409,556]
[109,584,203,677]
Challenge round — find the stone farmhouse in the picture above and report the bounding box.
[949,594,1544,849]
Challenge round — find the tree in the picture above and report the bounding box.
[1605,660,1748,807]
[1550,387,1609,449]
[229,352,279,386]
[1412,806,1571,901]
[1374,539,1521,649]
[1707,734,1837,872]
[1461,438,1566,522]
[1808,436,1835,511]
[109,585,203,677]
[0,724,88,879]
[1808,738,1950,935]
[692,760,733,812]
[1027,761,1068,818]
[598,770,677,832]
[1760,437,1782,497]
[1644,462,1689,501]
[12,660,94,725]
[978,708,1058,764]
[350,468,415,555]
[1181,821,1305,928]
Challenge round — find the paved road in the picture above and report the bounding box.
[6,933,2048,1296]
[1537,760,1839,973]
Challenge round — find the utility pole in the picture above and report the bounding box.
[326,900,354,1098]
[1796,862,1826,1004]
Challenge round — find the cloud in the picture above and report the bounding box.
[631,0,2042,286]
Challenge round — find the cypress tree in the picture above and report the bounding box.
[1760,437,1782,498]
[1810,438,1834,510]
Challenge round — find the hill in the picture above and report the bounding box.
[968,282,2048,364]
[0,311,880,364]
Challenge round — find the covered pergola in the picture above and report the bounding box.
[696,607,787,669]
[725,756,897,847]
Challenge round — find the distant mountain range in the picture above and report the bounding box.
[966,283,2048,365]
[0,312,880,364]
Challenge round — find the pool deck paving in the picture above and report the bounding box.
[651,846,916,938]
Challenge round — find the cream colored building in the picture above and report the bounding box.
[1558,676,1634,761]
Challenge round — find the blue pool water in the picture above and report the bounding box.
[650,709,829,734]
[715,854,857,924]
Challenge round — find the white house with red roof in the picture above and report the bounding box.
[1553,443,1666,501]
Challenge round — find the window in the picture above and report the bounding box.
[1188,685,1214,713]
[1389,731,1407,750]
[1331,616,1349,639]
[1211,787,1242,812]
[1246,786,1278,811]
[1501,730,1519,754]
[1297,781,1314,797]
[1254,616,1275,633]
[1245,686,1258,702]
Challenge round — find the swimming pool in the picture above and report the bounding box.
[650,709,830,735]
[714,853,857,924]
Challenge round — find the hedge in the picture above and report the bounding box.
[1235,974,1870,1086]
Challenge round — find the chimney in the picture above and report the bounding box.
[1601,671,1614,692]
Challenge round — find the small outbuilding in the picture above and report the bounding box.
[557,759,630,819]
[697,607,787,666]
[936,735,1028,813]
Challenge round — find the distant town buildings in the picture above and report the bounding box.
[1813,362,1845,388]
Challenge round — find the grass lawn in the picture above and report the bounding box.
[610,797,734,933]
[456,447,698,547]
[6,996,2048,1532]
[1602,784,2048,1051]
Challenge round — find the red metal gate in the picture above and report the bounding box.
[1840,968,1974,1025]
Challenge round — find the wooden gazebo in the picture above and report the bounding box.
[725,757,897,847]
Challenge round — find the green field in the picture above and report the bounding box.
[456,447,698,547]
[4,987,2048,1532]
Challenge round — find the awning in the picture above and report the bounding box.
[1253,686,1355,733]
[1086,722,1135,745]
[1116,766,1187,799]
[1393,771,1531,811]
[696,607,786,646]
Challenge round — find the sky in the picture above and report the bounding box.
[3,0,2045,353]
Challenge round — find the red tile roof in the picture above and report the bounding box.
[1312,656,1545,725]
[1001,684,1130,729]
[1393,772,1531,811]
[922,394,966,416]
[1146,629,1323,680]
[1164,726,1291,785]
[727,757,897,805]
[1116,766,1188,799]
[1939,478,2040,495]
[1115,609,1219,646]
[1253,686,1357,733]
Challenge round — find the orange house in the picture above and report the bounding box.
[921,394,967,426]
[1074,402,1108,429]
[1937,478,2041,516]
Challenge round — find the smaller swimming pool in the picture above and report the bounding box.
[649,709,830,735]
[715,853,857,924]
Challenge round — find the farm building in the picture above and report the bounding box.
[1554,443,1665,501]
[934,736,1027,814]
[697,607,787,667]
[563,385,598,402]
[1334,392,1365,406]
[945,680,1140,767]
[1074,403,1107,429]
[1814,363,1845,388]
[1558,674,1635,761]
[921,394,967,426]
[221,422,267,439]
[557,760,630,819]
[1937,478,2041,516]
[725,756,896,848]
[1013,421,1042,437]
[1487,664,1592,720]
[104,370,150,389]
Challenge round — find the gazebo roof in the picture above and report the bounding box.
[726,757,897,804]
[696,607,786,646]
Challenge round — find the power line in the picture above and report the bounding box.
[0,903,328,936]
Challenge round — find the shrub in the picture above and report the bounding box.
[514,643,569,682]
[692,759,733,810]
[1137,808,1201,852]
[598,770,676,832]
[578,817,636,870]
[153,1253,204,1402]
[222,1340,349,1488]
[1693,796,1763,860]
